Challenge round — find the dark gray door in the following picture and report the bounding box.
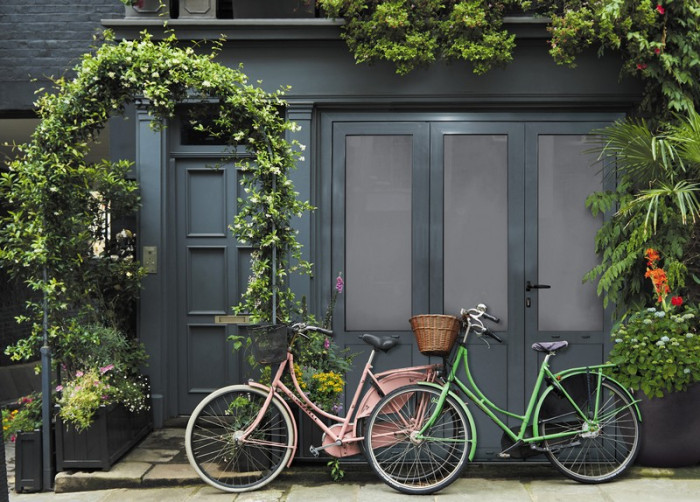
[327,115,611,460]
[174,158,248,413]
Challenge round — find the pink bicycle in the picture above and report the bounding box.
[185,322,441,493]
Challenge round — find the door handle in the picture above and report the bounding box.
[526,281,551,292]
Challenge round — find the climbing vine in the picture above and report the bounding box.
[0,31,310,364]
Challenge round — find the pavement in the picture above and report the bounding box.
[4,427,700,501]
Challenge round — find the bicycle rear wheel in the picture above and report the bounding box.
[364,385,471,495]
[538,375,640,483]
[185,384,294,493]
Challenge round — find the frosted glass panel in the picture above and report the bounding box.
[444,135,508,328]
[538,135,603,331]
[346,136,412,331]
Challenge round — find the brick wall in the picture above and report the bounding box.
[0,0,123,112]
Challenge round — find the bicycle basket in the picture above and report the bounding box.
[409,314,460,356]
[250,324,289,364]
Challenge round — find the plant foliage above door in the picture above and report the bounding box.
[0,31,310,367]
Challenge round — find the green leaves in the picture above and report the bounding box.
[0,33,311,363]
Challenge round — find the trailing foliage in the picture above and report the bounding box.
[535,0,700,120]
[320,1,700,120]
[318,0,522,75]
[0,31,310,372]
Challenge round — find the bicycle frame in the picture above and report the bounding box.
[243,345,440,464]
[419,323,641,456]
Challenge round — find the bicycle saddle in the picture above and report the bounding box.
[531,341,568,353]
[359,333,399,352]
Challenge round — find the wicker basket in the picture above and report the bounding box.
[250,324,289,364]
[409,314,460,356]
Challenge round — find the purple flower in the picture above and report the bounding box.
[324,338,330,350]
[336,273,344,294]
[332,403,343,414]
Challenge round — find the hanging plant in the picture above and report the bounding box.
[0,31,311,372]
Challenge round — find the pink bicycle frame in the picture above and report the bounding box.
[241,347,440,464]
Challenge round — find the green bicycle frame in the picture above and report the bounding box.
[418,341,641,457]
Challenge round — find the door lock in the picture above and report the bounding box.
[526,281,551,292]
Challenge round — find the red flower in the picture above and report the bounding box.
[654,48,661,55]
[637,63,648,70]
[671,296,683,306]
[656,4,665,15]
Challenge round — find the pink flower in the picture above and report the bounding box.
[55,385,63,392]
[636,63,647,70]
[324,338,330,350]
[656,4,665,15]
[654,48,661,55]
[75,370,84,377]
[99,364,114,375]
[336,273,344,294]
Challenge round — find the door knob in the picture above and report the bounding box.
[526,281,551,292]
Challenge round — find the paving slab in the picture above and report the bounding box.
[54,461,152,493]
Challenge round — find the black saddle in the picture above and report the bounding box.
[359,333,399,352]
[531,341,569,353]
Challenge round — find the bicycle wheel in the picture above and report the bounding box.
[538,375,640,483]
[364,385,471,495]
[185,384,294,493]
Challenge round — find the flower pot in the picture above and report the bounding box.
[124,0,170,18]
[232,0,315,18]
[179,0,216,18]
[55,403,152,471]
[14,430,44,493]
[636,381,700,467]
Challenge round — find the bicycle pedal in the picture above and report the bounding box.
[497,452,511,459]
[309,445,320,457]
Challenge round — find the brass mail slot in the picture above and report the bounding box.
[214,315,252,325]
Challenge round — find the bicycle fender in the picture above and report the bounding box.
[247,381,299,466]
[415,381,478,462]
[356,370,432,421]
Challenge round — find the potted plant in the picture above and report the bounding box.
[53,324,153,471]
[608,249,700,467]
[2,393,45,492]
[122,0,171,18]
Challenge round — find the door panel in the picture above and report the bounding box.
[430,122,524,459]
[175,159,243,413]
[524,123,612,392]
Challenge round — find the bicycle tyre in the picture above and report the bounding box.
[538,375,640,483]
[364,385,471,495]
[185,384,294,493]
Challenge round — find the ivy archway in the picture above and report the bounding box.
[0,32,309,363]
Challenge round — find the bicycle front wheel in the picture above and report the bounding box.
[364,385,471,495]
[538,375,640,483]
[185,384,294,493]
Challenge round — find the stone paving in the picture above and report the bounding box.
[4,428,700,501]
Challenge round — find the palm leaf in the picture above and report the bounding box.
[594,118,682,183]
[619,180,700,233]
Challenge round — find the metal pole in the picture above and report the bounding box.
[271,173,277,324]
[40,266,53,491]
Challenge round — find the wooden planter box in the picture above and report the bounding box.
[14,430,44,493]
[180,0,216,18]
[55,403,152,471]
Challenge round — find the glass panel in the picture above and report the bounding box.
[345,135,412,331]
[538,135,603,331]
[444,135,508,329]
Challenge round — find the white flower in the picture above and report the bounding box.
[661,336,670,342]
[654,311,666,318]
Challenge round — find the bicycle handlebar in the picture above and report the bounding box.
[460,304,503,344]
[290,323,333,337]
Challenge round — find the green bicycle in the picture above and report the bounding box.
[364,304,642,494]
